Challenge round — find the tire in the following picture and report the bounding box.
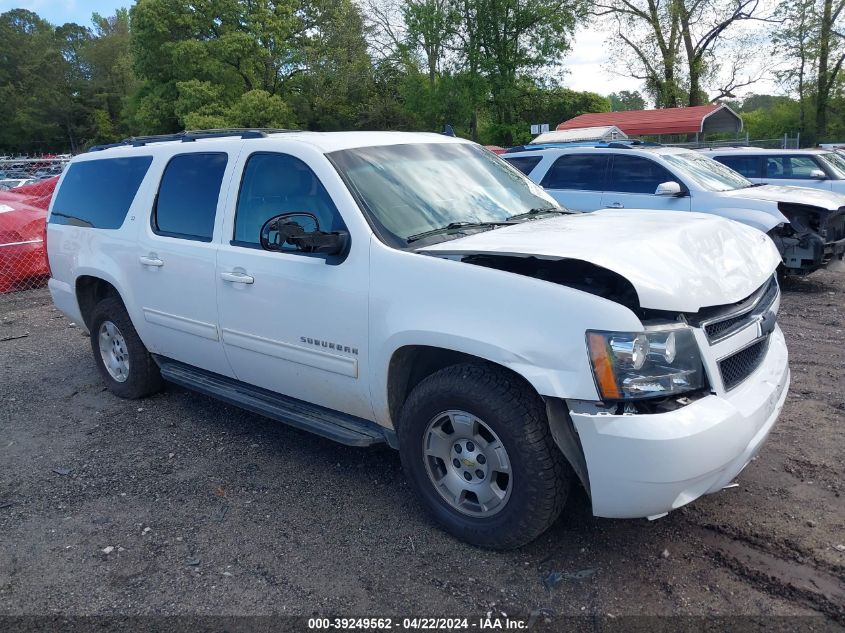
[397,363,569,549]
[89,295,162,399]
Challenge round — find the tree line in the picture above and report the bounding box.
[1,0,843,154]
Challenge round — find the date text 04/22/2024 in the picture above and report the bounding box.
[307,617,528,630]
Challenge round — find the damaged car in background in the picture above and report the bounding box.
[47,132,789,548]
[503,142,845,275]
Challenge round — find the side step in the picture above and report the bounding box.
[156,357,394,448]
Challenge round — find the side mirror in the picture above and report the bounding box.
[810,169,827,179]
[655,181,682,196]
[260,213,349,256]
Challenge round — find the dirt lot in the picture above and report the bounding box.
[0,270,843,629]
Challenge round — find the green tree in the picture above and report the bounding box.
[773,0,845,143]
[402,0,460,127]
[83,10,137,141]
[288,0,376,130]
[475,0,587,141]
[0,9,92,153]
[609,90,647,110]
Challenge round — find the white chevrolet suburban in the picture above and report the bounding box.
[46,130,790,549]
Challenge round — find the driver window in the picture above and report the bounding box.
[233,152,345,249]
[607,155,677,194]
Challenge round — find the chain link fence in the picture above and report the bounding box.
[0,158,66,297]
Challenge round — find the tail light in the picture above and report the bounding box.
[42,219,52,278]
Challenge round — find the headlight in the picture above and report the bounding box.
[586,327,705,400]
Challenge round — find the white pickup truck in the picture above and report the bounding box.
[46,130,789,548]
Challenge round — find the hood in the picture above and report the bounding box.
[721,184,845,210]
[420,210,780,313]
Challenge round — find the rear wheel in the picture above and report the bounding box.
[398,363,569,549]
[89,296,162,399]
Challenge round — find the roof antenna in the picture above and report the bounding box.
[442,124,455,137]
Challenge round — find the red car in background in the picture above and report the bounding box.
[0,177,57,293]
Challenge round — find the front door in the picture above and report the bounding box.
[764,155,831,190]
[539,153,608,211]
[215,150,373,420]
[601,155,693,212]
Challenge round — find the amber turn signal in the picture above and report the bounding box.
[588,332,621,399]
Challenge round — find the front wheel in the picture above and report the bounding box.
[397,363,569,549]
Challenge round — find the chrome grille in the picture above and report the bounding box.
[702,276,779,343]
[719,337,770,391]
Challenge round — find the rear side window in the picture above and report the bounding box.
[541,154,608,190]
[503,155,543,176]
[715,155,762,178]
[607,155,677,194]
[50,157,152,229]
[153,153,228,241]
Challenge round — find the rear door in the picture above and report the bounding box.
[130,146,241,377]
[538,153,608,211]
[601,154,692,212]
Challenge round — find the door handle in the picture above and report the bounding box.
[605,202,624,209]
[220,271,254,285]
[139,254,164,267]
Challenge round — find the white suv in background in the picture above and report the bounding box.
[47,130,789,548]
[503,143,845,275]
[705,147,845,193]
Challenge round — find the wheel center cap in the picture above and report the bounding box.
[461,458,476,468]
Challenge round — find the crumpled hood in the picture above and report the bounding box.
[721,184,845,210]
[420,210,781,313]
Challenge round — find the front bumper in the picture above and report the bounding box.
[568,326,790,519]
[824,236,845,261]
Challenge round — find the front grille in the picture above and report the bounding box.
[829,207,845,242]
[719,337,770,390]
[705,313,747,340]
[703,276,779,343]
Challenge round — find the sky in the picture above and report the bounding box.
[0,0,778,102]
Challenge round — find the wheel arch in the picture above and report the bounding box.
[386,344,538,430]
[75,275,127,330]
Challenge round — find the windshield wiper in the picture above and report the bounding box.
[406,221,514,243]
[506,207,573,221]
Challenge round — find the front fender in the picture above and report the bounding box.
[367,239,643,428]
[706,207,787,233]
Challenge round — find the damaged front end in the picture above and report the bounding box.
[460,254,641,313]
[774,202,845,274]
[561,274,789,519]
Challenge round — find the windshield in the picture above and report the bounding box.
[329,142,561,246]
[662,152,753,191]
[818,152,845,178]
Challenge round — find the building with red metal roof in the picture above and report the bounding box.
[556,104,742,138]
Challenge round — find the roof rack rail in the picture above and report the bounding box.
[88,128,296,152]
[504,138,662,153]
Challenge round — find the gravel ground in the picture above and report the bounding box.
[0,271,843,628]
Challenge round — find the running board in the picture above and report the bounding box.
[155,357,395,448]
